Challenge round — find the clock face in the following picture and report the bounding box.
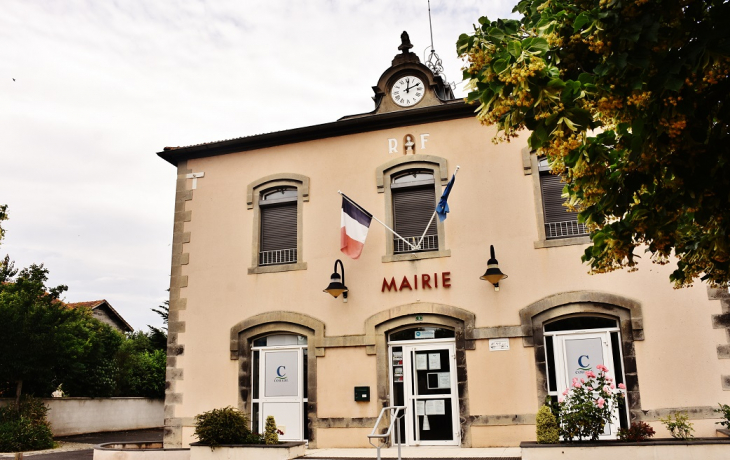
[391,75,425,107]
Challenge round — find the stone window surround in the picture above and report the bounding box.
[376,155,451,263]
[522,147,591,249]
[247,173,310,274]
[518,291,646,423]
[230,312,323,447]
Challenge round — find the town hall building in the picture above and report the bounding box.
[157,33,730,449]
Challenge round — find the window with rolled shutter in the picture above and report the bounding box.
[391,171,438,253]
[538,159,587,239]
[259,188,297,265]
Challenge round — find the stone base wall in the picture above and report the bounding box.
[0,397,163,436]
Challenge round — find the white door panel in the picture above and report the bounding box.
[261,402,301,441]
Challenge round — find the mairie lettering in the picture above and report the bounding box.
[382,272,451,292]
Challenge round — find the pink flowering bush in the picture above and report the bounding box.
[558,365,625,441]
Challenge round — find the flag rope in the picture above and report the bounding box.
[414,165,460,250]
[338,191,417,251]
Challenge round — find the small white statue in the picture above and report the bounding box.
[404,136,415,154]
[52,384,64,398]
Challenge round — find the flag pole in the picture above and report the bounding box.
[415,165,460,250]
[338,190,417,251]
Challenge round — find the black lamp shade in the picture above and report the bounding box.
[480,245,508,288]
[324,272,348,298]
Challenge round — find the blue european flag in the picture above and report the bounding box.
[436,173,456,222]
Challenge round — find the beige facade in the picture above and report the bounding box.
[157,37,730,449]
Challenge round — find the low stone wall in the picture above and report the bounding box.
[0,398,164,436]
[94,442,190,460]
[189,443,306,460]
[521,438,730,460]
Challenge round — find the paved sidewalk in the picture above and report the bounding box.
[0,428,163,459]
[303,446,521,459]
[2,431,522,460]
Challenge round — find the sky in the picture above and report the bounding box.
[0,0,519,331]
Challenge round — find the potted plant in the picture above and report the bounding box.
[189,407,305,460]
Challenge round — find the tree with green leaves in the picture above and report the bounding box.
[60,320,124,397]
[458,0,730,287]
[114,331,166,398]
[0,258,92,403]
[147,299,169,352]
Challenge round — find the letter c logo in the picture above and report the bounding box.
[276,366,286,377]
[578,355,589,368]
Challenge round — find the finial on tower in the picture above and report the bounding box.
[398,31,413,53]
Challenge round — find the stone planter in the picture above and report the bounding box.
[94,442,190,460]
[189,442,306,460]
[521,438,730,460]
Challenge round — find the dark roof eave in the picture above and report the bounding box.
[157,100,474,166]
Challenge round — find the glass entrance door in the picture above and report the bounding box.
[251,334,307,441]
[391,341,460,446]
[550,331,622,439]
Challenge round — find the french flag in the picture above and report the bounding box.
[340,195,372,259]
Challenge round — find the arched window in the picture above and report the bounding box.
[543,315,629,437]
[376,156,451,262]
[537,157,587,239]
[391,170,438,253]
[247,174,309,274]
[259,187,298,266]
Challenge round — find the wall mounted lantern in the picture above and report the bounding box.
[324,259,348,302]
[480,245,508,291]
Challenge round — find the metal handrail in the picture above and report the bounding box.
[368,405,407,460]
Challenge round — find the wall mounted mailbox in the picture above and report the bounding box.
[354,386,370,402]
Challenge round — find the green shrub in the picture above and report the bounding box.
[0,396,54,452]
[536,405,559,444]
[264,415,279,445]
[660,412,694,440]
[617,421,655,442]
[715,403,730,429]
[194,407,263,449]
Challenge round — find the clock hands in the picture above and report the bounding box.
[405,82,421,93]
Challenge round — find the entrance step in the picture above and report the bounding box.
[304,458,520,460]
[302,447,521,460]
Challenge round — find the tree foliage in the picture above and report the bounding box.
[0,265,167,399]
[458,0,730,287]
[114,332,166,398]
[60,320,124,398]
[0,258,87,403]
[147,299,169,352]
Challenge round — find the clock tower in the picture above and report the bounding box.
[370,31,455,114]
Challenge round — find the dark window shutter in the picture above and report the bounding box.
[540,173,579,224]
[393,186,437,239]
[260,203,297,251]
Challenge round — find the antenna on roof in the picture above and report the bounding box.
[423,0,456,90]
